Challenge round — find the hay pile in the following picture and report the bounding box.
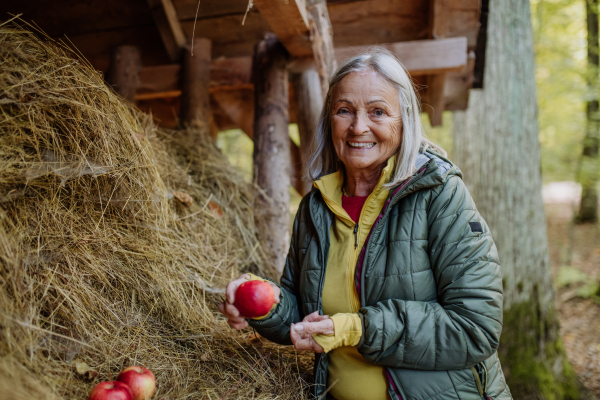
[0,20,310,399]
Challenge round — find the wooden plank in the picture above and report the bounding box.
[137,57,251,94]
[335,37,468,76]
[328,0,430,48]
[2,0,155,37]
[179,11,271,58]
[137,37,469,98]
[147,0,187,61]
[60,26,171,72]
[135,90,181,100]
[253,0,312,57]
[172,0,249,19]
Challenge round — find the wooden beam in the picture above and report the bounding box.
[307,0,337,98]
[252,0,312,57]
[138,37,468,98]
[147,0,187,62]
[444,52,476,111]
[108,45,142,103]
[425,73,446,126]
[430,0,450,39]
[425,0,451,126]
[181,38,213,135]
[252,33,291,275]
[335,37,468,76]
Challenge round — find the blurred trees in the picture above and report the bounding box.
[578,0,600,222]
[532,0,587,184]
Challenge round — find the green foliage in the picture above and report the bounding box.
[216,128,254,182]
[556,266,600,301]
[531,0,588,183]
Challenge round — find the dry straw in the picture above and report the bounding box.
[0,18,311,399]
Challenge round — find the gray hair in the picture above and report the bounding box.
[305,47,446,188]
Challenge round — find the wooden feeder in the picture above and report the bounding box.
[3,0,486,273]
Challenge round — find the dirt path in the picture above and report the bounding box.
[545,193,600,397]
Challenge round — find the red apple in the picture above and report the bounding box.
[233,280,275,318]
[116,366,155,400]
[89,381,132,400]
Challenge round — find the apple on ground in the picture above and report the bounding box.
[117,366,156,400]
[233,280,275,319]
[89,381,132,400]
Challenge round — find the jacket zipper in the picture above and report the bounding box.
[357,162,431,400]
[358,162,431,304]
[353,223,359,249]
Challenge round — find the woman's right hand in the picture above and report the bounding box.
[218,274,281,330]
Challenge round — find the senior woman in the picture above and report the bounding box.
[218,48,512,400]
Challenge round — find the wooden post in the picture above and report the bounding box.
[181,38,213,136]
[308,0,337,99]
[426,0,450,126]
[292,69,323,195]
[108,45,142,103]
[252,33,291,275]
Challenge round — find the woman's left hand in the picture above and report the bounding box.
[290,311,334,353]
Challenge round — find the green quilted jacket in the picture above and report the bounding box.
[249,152,513,400]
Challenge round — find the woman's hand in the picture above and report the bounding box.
[218,274,281,330]
[290,311,335,353]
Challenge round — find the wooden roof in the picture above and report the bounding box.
[3,0,483,129]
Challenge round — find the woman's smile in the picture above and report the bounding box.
[347,141,376,149]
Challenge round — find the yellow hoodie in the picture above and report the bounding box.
[310,160,394,400]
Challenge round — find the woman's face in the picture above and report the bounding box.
[330,69,403,174]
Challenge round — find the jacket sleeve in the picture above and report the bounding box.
[356,175,503,370]
[247,199,307,345]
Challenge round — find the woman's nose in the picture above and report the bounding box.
[351,111,370,134]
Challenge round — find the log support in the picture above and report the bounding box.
[108,45,142,103]
[426,0,450,126]
[292,69,323,195]
[252,33,291,275]
[307,0,337,98]
[181,38,214,137]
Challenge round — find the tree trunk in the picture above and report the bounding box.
[181,38,213,136]
[577,0,600,223]
[452,0,579,397]
[252,33,291,276]
[108,45,142,103]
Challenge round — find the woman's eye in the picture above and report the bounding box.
[337,108,350,115]
[373,109,385,117]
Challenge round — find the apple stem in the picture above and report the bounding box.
[220,353,270,400]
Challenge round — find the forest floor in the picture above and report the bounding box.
[545,191,600,398]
